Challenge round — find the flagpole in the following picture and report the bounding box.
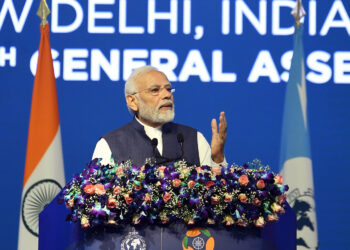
[292,0,306,27]
[36,0,50,26]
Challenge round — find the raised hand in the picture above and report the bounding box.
[210,112,227,163]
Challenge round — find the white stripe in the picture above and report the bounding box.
[18,128,65,250]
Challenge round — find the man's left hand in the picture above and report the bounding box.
[210,112,227,163]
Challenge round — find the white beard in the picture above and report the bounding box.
[137,98,175,124]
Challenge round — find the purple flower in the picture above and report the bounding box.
[259,190,268,198]
[200,209,208,219]
[189,197,200,206]
[261,173,274,182]
[91,204,107,217]
[104,182,113,189]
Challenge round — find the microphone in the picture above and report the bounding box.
[154,133,185,165]
[151,138,159,158]
[151,138,158,148]
[177,133,184,159]
[177,133,184,144]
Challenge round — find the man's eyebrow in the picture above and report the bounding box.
[149,83,172,88]
[148,84,160,88]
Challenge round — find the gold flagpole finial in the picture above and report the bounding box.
[291,0,306,27]
[36,0,50,26]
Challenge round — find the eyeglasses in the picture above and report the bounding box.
[131,85,175,96]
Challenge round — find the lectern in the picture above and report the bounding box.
[39,196,296,250]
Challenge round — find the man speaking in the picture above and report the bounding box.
[93,66,227,167]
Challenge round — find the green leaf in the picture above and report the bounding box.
[200,229,211,237]
[183,236,188,248]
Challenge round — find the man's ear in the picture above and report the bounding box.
[126,95,138,112]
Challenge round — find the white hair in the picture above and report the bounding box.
[124,65,158,115]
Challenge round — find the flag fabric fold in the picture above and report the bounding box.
[18,24,65,250]
[280,24,318,249]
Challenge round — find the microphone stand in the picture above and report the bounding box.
[152,133,185,165]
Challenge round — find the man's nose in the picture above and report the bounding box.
[160,87,172,99]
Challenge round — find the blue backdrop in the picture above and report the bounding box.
[1,0,350,249]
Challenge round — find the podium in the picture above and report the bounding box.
[39,196,296,250]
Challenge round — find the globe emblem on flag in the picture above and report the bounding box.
[121,229,146,250]
[21,179,62,236]
[288,188,318,249]
[182,228,215,250]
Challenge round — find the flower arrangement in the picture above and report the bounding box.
[60,158,288,229]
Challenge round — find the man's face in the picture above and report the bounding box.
[134,70,175,127]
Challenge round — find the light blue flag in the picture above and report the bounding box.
[280,24,318,249]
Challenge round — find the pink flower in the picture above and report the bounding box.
[211,196,219,205]
[163,192,172,203]
[224,216,234,226]
[187,219,195,225]
[134,184,142,191]
[195,167,202,173]
[254,217,265,228]
[160,215,170,224]
[113,186,122,195]
[107,219,117,225]
[238,193,248,203]
[274,174,284,184]
[207,218,216,225]
[224,193,233,203]
[271,202,284,213]
[276,194,287,205]
[256,179,265,189]
[253,198,261,206]
[84,184,95,195]
[81,216,90,228]
[172,179,181,187]
[158,166,166,177]
[115,167,125,177]
[237,219,247,227]
[205,181,215,189]
[82,222,90,228]
[66,199,74,208]
[132,215,141,225]
[158,166,166,172]
[211,166,222,175]
[124,195,133,205]
[238,175,249,186]
[221,179,227,185]
[144,193,151,203]
[188,180,196,188]
[95,184,106,195]
[267,214,279,222]
[107,197,117,209]
[161,219,169,224]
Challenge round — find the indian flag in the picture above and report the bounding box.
[17,22,65,250]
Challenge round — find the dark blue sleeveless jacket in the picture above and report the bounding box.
[103,119,200,166]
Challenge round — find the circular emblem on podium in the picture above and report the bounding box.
[192,237,205,249]
[21,179,62,236]
[121,229,146,250]
[182,228,215,250]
